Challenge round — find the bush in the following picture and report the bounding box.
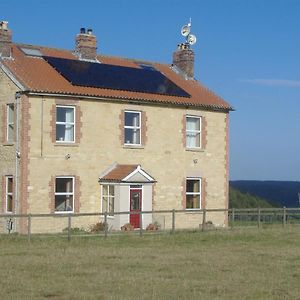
[89,221,108,233]
[62,227,87,234]
[121,223,134,231]
[146,222,160,231]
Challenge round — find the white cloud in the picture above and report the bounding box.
[239,79,300,87]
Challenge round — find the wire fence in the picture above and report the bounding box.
[1,207,300,241]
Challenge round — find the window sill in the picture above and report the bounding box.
[3,142,14,146]
[123,145,144,150]
[186,148,204,152]
[185,209,202,213]
[54,211,74,214]
[54,143,79,147]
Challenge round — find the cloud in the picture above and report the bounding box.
[239,78,300,87]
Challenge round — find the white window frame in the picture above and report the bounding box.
[6,104,14,142]
[56,105,75,143]
[5,176,13,213]
[124,110,141,146]
[186,177,201,210]
[101,184,115,216]
[54,176,75,213]
[186,115,201,149]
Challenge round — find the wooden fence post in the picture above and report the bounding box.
[231,208,235,229]
[258,208,261,229]
[139,211,143,237]
[104,212,108,239]
[172,209,175,234]
[202,209,206,232]
[27,214,31,242]
[68,215,71,241]
[283,207,286,228]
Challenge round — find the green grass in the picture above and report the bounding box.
[1,228,300,299]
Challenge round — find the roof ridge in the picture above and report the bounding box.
[15,42,170,66]
[15,42,73,54]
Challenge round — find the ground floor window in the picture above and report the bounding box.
[186,178,201,209]
[55,177,74,212]
[102,185,114,214]
[5,176,13,213]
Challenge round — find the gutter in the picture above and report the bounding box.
[25,91,233,112]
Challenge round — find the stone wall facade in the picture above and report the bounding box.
[24,95,229,232]
[0,69,18,232]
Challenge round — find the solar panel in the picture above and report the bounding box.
[43,56,190,97]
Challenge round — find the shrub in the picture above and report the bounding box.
[146,222,160,231]
[90,221,108,233]
[121,223,134,231]
[62,227,87,234]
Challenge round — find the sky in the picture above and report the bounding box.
[2,0,300,181]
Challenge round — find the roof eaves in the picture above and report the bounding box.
[0,60,27,90]
[26,90,232,111]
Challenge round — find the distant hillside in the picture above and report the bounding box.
[229,187,277,208]
[230,181,300,208]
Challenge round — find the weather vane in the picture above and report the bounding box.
[180,18,197,47]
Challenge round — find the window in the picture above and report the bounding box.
[102,185,114,214]
[186,116,201,148]
[20,47,42,57]
[55,177,74,212]
[56,106,75,142]
[7,104,14,142]
[124,111,141,145]
[5,176,13,213]
[186,178,201,209]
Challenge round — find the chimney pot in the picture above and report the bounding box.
[75,27,97,60]
[172,45,195,79]
[0,21,8,30]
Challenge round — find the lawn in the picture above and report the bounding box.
[1,228,300,299]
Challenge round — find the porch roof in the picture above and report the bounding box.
[99,164,155,183]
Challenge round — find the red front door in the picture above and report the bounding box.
[130,189,142,228]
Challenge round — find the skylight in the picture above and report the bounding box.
[20,47,43,57]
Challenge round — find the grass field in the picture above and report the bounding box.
[1,228,300,299]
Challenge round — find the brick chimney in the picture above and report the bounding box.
[0,21,12,58]
[172,43,195,79]
[75,27,97,60]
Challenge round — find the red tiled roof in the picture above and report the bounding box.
[100,164,139,182]
[1,44,232,111]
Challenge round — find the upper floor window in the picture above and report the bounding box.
[6,104,14,142]
[55,177,74,212]
[124,111,141,145]
[5,176,13,213]
[56,106,75,143]
[102,185,114,214]
[186,116,201,149]
[186,178,201,209]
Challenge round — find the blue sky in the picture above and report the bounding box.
[2,0,300,181]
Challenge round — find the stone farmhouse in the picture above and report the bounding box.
[0,21,232,233]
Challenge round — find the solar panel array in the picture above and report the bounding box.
[43,56,190,97]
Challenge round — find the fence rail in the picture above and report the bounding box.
[1,207,300,241]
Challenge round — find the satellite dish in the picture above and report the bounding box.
[181,25,190,37]
[188,34,197,45]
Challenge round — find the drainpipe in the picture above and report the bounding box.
[14,91,21,218]
[40,96,44,157]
